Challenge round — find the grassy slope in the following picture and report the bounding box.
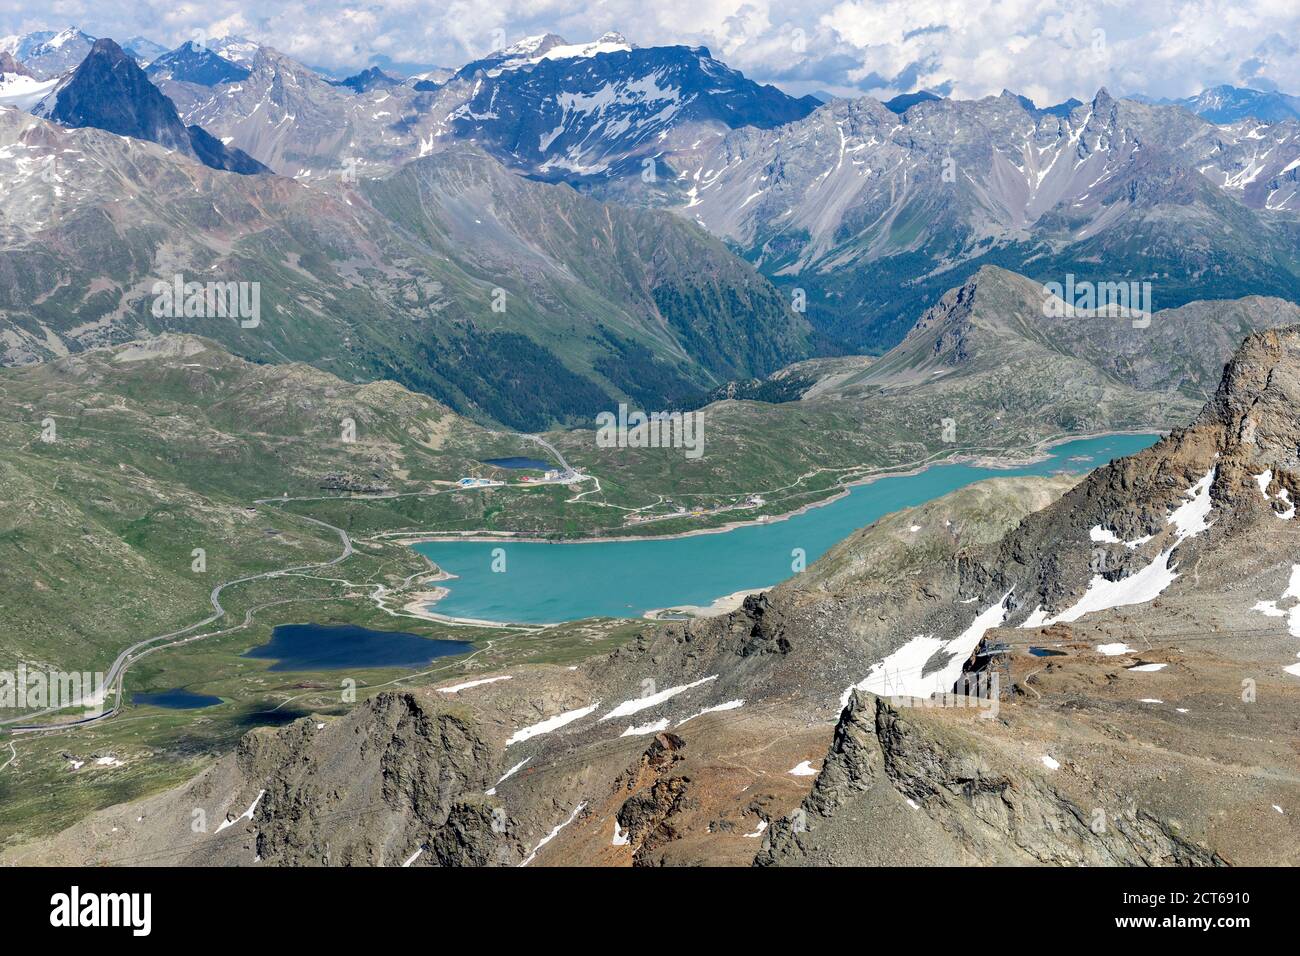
[0,111,813,430]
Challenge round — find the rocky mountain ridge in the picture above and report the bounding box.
[674,87,1300,347]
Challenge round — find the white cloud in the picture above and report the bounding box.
[1,0,1295,102]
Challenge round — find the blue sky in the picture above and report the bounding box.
[1,0,1297,104]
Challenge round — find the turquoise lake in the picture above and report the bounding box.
[414,434,1159,625]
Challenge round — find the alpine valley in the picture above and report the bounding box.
[0,14,1299,874]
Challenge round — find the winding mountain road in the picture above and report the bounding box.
[0,511,353,732]
[519,432,573,475]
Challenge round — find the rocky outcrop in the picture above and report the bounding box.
[990,326,1300,622]
[758,692,1225,867]
[735,593,794,657]
[234,691,512,866]
[429,800,523,866]
[614,733,695,865]
[0,51,34,78]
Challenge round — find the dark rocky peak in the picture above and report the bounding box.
[883,90,941,114]
[329,65,401,93]
[47,38,194,153]
[43,38,267,175]
[146,40,251,86]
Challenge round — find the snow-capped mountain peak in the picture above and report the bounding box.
[208,36,262,65]
[1129,83,1300,124]
[475,32,634,75]
[43,27,84,49]
[1,26,96,78]
[498,33,568,57]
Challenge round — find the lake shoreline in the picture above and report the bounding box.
[643,586,770,621]
[392,429,1163,547]
[405,431,1160,626]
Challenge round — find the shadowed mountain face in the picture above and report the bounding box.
[146,41,252,87]
[328,66,401,93]
[440,40,822,181]
[40,39,267,175]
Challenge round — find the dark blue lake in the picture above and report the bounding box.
[481,457,552,470]
[133,688,223,709]
[243,623,473,671]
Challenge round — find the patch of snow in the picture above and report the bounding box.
[841,594,1010,706]
[1096,642,1134,656]
[1127,663,1167,672]
[0,74,58,109]
[788,761,818,777]
[520,802,585,866]
[506,702,599,746]
[215,790,265,834]
[620,718,669,737]
[1021,606,1049,628]
[1089,525,1121,543]
[612,821,629,846]
[840,634,944,706]
[1167,468,1215,539]
[742,819,768,838]
[401,846,425,867]
[1041,548,1179,625]
[437,675,511,693]
[676,699,744,726]
[486,757,531,795]
[1041,755,1060,770]
[1038,470,1215,625]
[1283,565,1300,601]
[1277,488,1295,520]
[601,676,716,720]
